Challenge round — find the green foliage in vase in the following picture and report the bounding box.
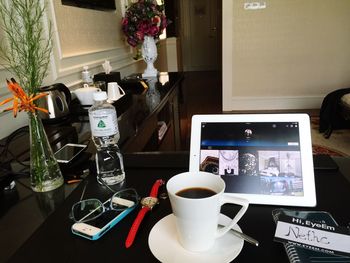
[0,0,53,95]
[29,112,63,192]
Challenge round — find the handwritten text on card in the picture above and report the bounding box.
[274,216,350,256]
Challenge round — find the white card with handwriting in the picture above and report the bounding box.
[274,215,350,256]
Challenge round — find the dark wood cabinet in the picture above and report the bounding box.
[0,72,184,162]
[118,72,183,152]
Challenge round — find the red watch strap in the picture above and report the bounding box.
[125,179,164,248]
[150,179,164,197]
[125,207,150,248]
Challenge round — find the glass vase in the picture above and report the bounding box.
[142,35,158,78]
[29,112,64,192]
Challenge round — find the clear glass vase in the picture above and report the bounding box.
[29,112,64,192]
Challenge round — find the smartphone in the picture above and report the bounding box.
[54,143,87,163]
[71,199,136,240]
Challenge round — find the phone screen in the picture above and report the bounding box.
[86,210,122,229]
[72,199,136,240]
[54,144,86,163]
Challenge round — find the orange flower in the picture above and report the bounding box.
[0,78,49,117]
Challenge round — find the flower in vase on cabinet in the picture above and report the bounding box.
[121,0,170,48]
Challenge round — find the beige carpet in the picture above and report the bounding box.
[311,117,350,156]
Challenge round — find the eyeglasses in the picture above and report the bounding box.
[70,188,139,223]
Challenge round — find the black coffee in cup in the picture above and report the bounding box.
[176,187,216,199]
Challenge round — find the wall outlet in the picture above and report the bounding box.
[244,2,267,10]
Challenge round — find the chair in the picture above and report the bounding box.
[319,88,350,138]
[340,93,350,120]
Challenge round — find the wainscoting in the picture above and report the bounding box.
[178,71,349,156]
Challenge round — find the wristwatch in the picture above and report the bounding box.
[125,179,164,248]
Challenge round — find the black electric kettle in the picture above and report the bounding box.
[37,83,71,122]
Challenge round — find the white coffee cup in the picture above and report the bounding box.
[167,171,249,252]
[73,84,101,105]
[107,82,125,101]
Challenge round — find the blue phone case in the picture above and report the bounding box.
[71,205,136,240]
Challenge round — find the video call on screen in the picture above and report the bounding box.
[199,122,304,196]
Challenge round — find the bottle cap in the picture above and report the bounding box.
[93,91,107,101]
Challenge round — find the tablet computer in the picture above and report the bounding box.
[189,114,317,207]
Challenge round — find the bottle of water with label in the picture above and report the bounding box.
[88,91,125,185]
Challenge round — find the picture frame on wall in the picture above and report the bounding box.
[61,0,116,11]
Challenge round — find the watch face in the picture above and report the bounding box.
[141,197,158,208]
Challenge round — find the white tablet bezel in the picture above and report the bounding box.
[189,114,316,207]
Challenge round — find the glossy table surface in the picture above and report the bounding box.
[4,152,350,263]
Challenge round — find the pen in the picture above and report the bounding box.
[219,224,259,246]
[79,180,88,201]
[67,179,82,184]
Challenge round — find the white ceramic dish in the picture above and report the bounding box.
[148,214,244,263]
[73,85,101,105]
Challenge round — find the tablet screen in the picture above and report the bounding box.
[199,122,303,196]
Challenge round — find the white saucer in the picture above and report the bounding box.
[148,214,244,263]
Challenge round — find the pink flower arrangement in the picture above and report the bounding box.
[122,0,169,47]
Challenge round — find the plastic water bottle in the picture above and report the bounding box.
[82,65,93,86]
[88,91,125,185]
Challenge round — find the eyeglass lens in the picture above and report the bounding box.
[72,199,104,222]
[111,189,138,210]
[71,189,139,223]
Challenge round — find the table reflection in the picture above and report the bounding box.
[34,184,65,217]
[145,77,161,111]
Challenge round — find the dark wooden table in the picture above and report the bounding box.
[6,152,350,263]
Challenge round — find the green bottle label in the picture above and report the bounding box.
[97,120,106,128]
[89,109,119,137]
